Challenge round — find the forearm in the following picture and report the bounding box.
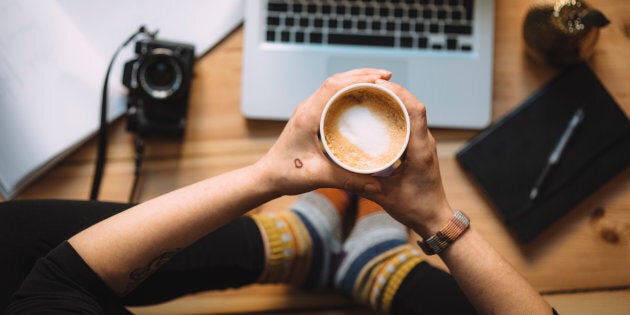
[438,228,552,314]
[361,79,552,313]
[69,163,278,295]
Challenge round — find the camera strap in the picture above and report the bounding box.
[90,26,157,201]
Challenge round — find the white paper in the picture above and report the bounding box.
[0,0,244,199]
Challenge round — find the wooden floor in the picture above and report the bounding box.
[5,0,630,314]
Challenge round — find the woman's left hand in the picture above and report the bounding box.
[256,68,391,196]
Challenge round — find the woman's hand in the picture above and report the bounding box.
[361,79,454,237]
[256,68,391,197]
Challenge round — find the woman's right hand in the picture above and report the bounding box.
[361,81,555,315]
[360,79,455,238]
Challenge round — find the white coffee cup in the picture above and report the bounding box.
[319,83,410,175]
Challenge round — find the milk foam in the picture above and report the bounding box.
[337,105,390,158]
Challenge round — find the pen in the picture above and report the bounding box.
[529,107,585,201]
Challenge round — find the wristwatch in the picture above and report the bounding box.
[417,211,470,255]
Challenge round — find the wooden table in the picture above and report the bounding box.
[7,1,630,314]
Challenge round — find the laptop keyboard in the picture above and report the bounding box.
[265,0,475,52]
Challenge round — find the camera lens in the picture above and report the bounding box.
[146,60,176,88]
[139,53,184,100]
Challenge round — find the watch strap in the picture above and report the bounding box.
[417,211,470,255]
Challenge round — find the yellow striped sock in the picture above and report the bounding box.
[364,245,422,314]
[251,212,296,283]
[251,211,314,285]
[379,255,422,314]
[277,210,313,286]
[355,245,410,303]
[252,189,351,288]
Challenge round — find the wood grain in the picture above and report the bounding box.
[127,287,630,315]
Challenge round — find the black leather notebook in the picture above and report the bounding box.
[456,63,630,242]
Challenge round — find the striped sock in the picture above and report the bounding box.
[251,188,351,289]
[335,199,423,314]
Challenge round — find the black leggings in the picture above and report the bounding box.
[0,199,474,314]
[0,199,264,309]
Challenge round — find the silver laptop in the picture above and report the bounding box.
[241,0,494,129]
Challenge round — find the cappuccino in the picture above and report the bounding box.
[320,84,409,174]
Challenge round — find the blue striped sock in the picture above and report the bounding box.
[334,212,408,298]
[291,191,345,289]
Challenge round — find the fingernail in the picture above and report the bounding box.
[375,79,387,84]
[364,183,381,193]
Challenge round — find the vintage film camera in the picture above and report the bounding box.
[123,39,195,137]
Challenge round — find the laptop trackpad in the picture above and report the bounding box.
[327,57,408,86]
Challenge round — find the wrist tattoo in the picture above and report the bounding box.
[123,248,181,295]
[294,158,303,168]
